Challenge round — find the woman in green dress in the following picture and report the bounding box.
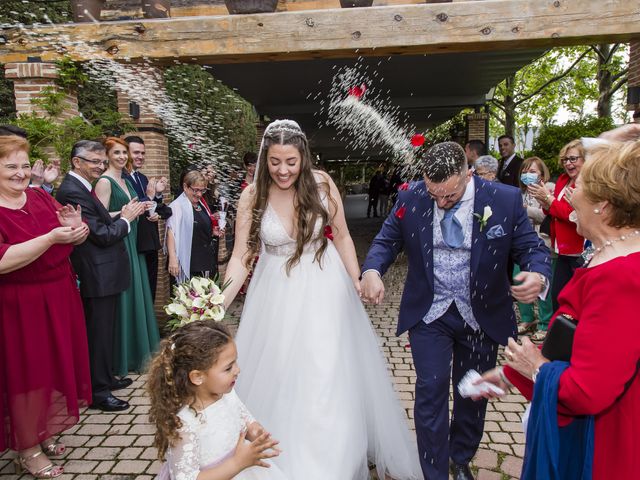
[95,137,160,376]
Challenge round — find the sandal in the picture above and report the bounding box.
[517,321,538,335]
[41,439,65,457]
[14,450,63,478]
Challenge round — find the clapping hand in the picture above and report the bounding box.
[121,199,146,221]
[233,429,281,470]
[155,176,168,194]
[30,160,45,186]
[47,224,89,245]
[527,183,551,207]
[43,161,60,185]
[57,204,84,228]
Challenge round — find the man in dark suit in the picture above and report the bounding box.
[497,134,523,187]
[56,140,146,412]
[361,142,550,480]
[122,136,172,300]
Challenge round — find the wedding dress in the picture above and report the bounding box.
[158,389,288,480]
[235,201,422,480]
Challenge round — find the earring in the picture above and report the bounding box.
[593,208,600,214]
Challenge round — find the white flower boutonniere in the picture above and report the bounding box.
[474,205,492,231]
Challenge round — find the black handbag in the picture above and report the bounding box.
[541,314,577,362]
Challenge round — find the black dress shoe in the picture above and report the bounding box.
[111,377,133,391]
[90,395,130,412]
[450,463,475,480]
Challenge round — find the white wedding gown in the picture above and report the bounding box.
[235,202,422,480]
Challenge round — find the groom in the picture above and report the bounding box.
[361,142,551,480]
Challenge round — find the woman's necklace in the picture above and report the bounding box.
[582,229,640,263]
[193,203,202,212]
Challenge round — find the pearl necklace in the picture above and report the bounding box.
[582,229,640,263]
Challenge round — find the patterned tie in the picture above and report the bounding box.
[440,202,464,248]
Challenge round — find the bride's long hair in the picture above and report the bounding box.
[247,121,330,274]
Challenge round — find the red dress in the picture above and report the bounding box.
[0,188,91,452]
[505,252,640,479]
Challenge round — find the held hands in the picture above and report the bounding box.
[511,271,544,304]
[233,429,281,470]
[56,204,84,228]
[360,271,385,305]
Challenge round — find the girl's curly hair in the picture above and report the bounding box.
[146,321,232,460]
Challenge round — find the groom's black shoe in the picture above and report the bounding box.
[450,462,475,480]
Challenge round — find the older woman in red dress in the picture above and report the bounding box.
[0,135,92,478]
[477,124,640,479]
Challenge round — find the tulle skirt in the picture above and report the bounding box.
[235,244,422,480]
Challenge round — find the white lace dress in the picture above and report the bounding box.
[234,203,422,480]
[158,389,288,480]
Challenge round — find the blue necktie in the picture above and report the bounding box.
[441,202,464,248]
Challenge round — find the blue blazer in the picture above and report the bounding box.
[362,177,551,345]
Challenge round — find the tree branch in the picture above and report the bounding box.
[611,66,628,84]
[489,100,506,113]
[609,75,628,98]
[515,48,592,105]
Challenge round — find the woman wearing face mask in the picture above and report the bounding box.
[528,140,586,313]
[516,157,554,340]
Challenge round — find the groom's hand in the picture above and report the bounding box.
[361,270,385,305]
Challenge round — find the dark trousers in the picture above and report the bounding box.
[367,195,379,217]
[551,254,583,312]
[409,304,499,480]
[82,294,118,404]
[143,250,158,301]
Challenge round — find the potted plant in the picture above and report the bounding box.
[340,0,374,6]
[70,0,104,22]
[224,0,279,14]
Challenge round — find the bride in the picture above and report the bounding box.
[223,120,422,480]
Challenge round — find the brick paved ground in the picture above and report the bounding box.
[1,195,531,479]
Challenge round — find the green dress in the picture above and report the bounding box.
[101,176,160,375]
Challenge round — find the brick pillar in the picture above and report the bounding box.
[628,39,640,120]
[466,112,489,144]
[117,78,171,324]
[4,62,80,163]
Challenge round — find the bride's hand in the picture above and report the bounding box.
[352,277,362,297]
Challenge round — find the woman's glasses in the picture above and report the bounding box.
[560,156,582,165]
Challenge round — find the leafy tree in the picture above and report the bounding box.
[531,116,614,176]
[0,0,71,26]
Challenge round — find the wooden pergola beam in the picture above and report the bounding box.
[1,0,639,64]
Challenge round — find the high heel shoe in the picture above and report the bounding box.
[14,450,63,478]
[41,439,65,457]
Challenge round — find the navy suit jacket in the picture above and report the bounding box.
[362,177,551,345]
[123,170,172,253]
[55,174,131,298]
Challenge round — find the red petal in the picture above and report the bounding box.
[395,206,406,219]
[404,343,411,349]
[324,225,334,241]
[410,134,425,147]
[398,182,410,191]
[348,84,366,99]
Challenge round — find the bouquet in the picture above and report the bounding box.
[165,276,227,330]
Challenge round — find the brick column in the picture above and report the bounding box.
[117,79,171,324]
[5,62,80,164]
[466,112,489,144]
[628,39,640,120]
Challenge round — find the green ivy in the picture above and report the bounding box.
[531,116,615,176]
[55,57,89,90]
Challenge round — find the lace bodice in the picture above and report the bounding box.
[260,204,324,257]
[165,390,255,480]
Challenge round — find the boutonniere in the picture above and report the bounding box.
[473,205,492,231]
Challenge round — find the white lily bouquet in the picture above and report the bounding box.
[165,276,227,330]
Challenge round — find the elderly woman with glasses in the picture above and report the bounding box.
[166,170,220,282]
[473,155,500,181]
[528,140,585,311]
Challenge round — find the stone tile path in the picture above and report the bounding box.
[1,196,532,479]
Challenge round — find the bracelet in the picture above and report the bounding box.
[532,366,541,383]
[536,273,547,289]
[498,367,514,389]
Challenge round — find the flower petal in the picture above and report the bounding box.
[410,134,425,147]
[395,206,407,220]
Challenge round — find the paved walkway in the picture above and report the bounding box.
[0,195,529,480]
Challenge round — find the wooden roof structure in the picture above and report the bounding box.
[1,0,638,159]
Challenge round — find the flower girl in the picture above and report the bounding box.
[147,321,287,480]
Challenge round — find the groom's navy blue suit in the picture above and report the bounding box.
[363,177,550,479]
